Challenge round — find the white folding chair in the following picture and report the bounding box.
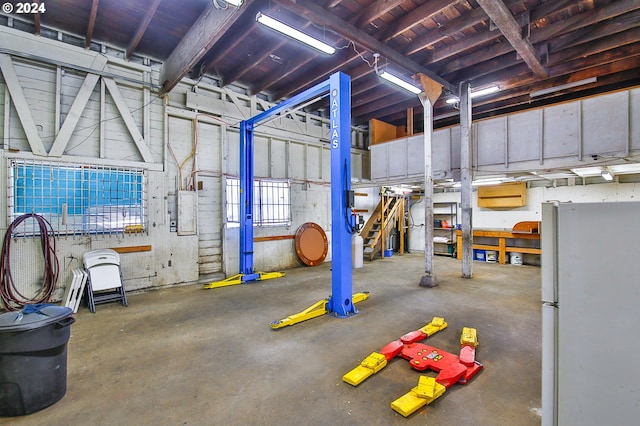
[63,268,88,313]
[83,249,128,313]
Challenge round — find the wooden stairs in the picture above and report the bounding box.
[360,195,406,261]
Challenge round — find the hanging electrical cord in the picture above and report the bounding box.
[0,214,59,311]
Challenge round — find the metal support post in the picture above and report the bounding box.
[416,74,442,287]
[460,82,473,278]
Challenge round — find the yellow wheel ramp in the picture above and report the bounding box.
[270,292,370,329]
[419,316,448,336]
[342,351,387,386]
[390,376,446,417]
[203,271,285,289]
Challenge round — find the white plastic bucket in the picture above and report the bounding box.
[510,252,523,265]
[485,250,497,263]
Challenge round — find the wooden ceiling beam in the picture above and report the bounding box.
[353,0,405,27]
[354,96,421,125]
[200,0,269,79]
[443,17,640,84]
[85,0,99,49]
[431,29,502,64]
[270,49,362,100]
[125,0,162,59]
[381,0,463,42]
[460,57,640,118]
[160,0,252,94]
[438,3,640,77]
[352,90,416,117]
[475,0,548,78]
[403,6,488,56]
[470,41,640,96]
[272,0,456,93]
[33,0,41,35]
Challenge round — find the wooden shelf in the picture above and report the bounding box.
[455,229,540,264]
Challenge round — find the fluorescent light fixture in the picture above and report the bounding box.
[379,71,422,94]
[471,85,500,98]
[224,0,243,6]
[472,179,508,186]
[601,169,614,181]
[445,85,500,104]
[609,163,640,175]
[471,175,510,186]
[256,13,335,55]
[571,166,605,178]
[530,77,597,98]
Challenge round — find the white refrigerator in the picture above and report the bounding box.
[541,201,640,425]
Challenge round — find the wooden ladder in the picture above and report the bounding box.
[360,195,405,261]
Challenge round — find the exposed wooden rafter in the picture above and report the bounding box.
[272,0,456,94]
[475,0,547,77]
[126,0,162,59]
[86,0,99,49]
[159,0,254,94]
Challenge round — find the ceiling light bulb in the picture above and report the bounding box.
[379,71,422,94]
[256,13,335,55]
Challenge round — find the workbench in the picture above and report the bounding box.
[455,229,541,264]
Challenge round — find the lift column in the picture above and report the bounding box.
[239,120,258,281]
[326,72,357,317]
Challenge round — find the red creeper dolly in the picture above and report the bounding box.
[342,317,483,417]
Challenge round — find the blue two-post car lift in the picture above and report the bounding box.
[204,72,369,327]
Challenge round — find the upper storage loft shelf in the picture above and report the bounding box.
[477,182,526,208]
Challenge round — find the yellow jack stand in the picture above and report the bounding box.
[270,292,369,329]
[390,376,446,417]
[203,271,285,289]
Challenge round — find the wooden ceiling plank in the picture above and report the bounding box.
[86,0,99,49]
[222,44,283,87]
[354,0,406,27]
[355,96,421,125]
[439,3,640,76]
[272,0,456,93]
[271,49,361,100]
[530,0,640,47]
[251,55,317,95]
[475,0,548,77]
[404,0,575,57]
[464,54,640,116]
[126,0,162,59]
[469,42,640,97]
[159,0,254,94]
[201,0,269,77]
[547,27,640,67]
[442,11,640,79]
[382,0,462,42]
[430,29,502,64]
[548,10,640,54]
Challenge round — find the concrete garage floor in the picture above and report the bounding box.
[5,253,542,425]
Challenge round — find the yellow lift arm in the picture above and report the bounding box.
[203,272,285,289]
[270,292,370,329]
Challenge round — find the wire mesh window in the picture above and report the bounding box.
[9,159,146,236]
[225,177,291,227]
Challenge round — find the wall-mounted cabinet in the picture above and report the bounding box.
[433,202,457,257]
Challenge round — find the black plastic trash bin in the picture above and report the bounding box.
[0,305,75,417]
